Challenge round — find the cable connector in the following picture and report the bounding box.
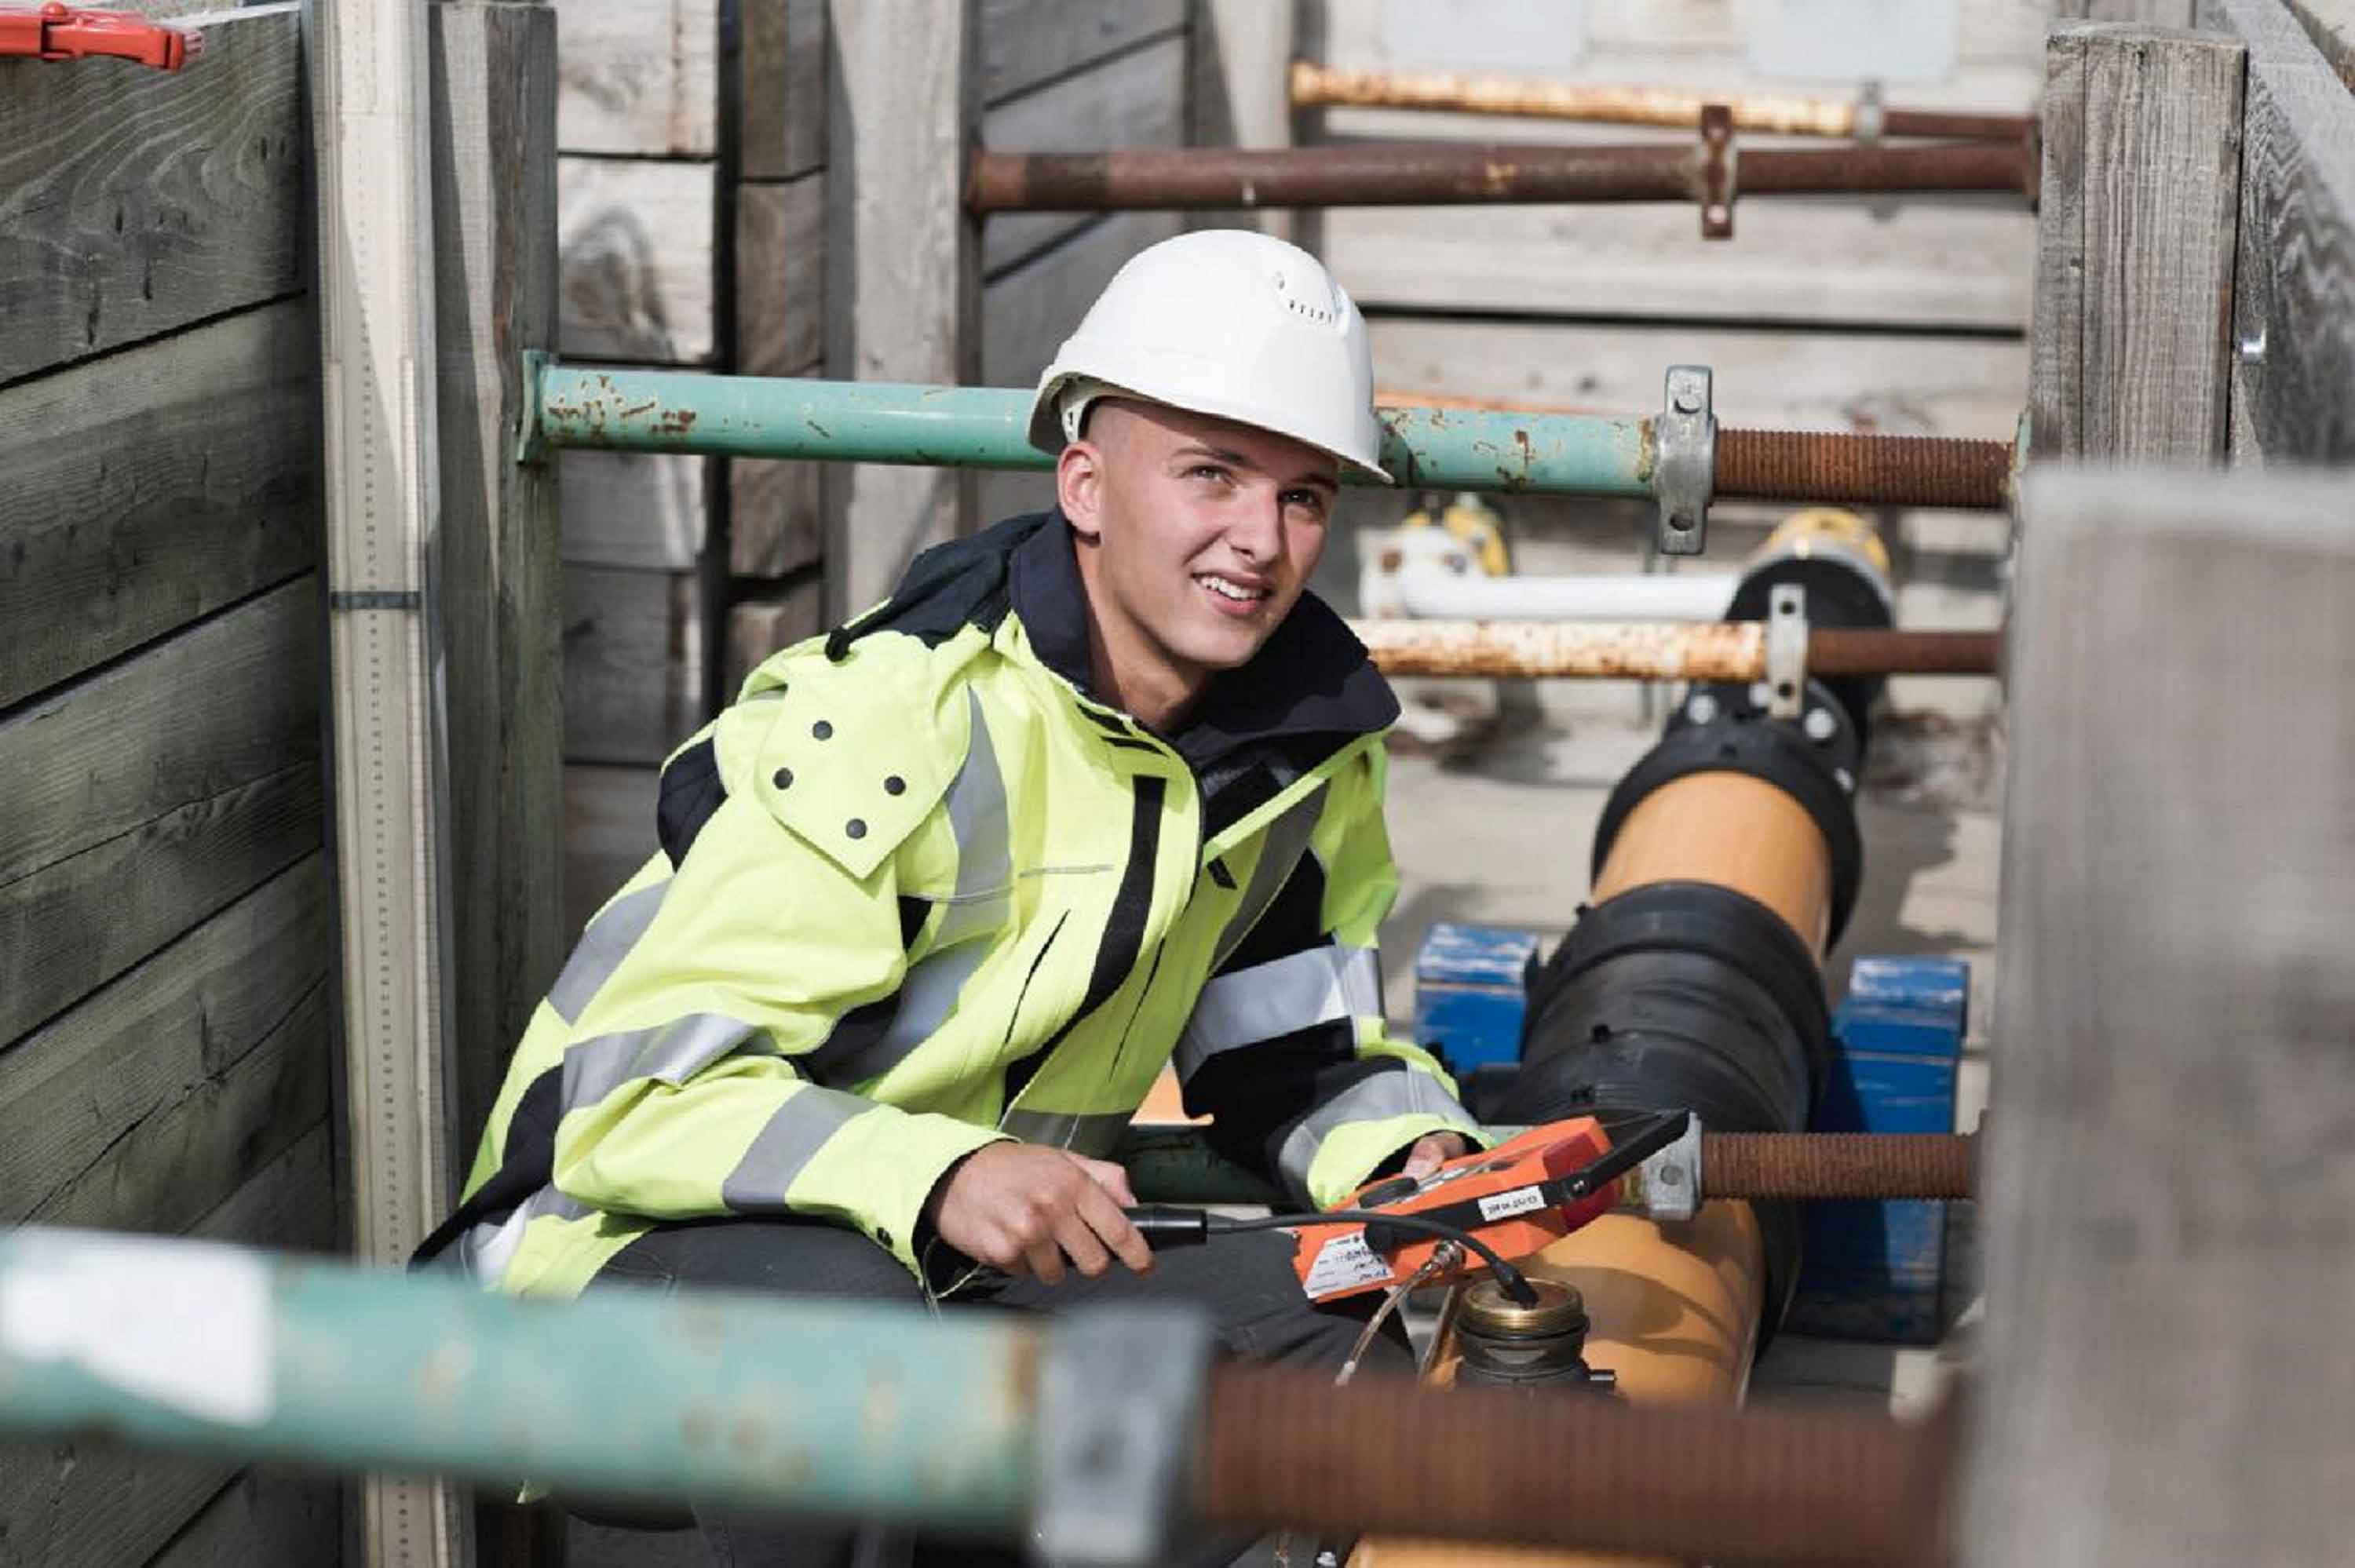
[0,4,198,70]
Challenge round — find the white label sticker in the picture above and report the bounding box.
[1300,1231,1396,1297]
[2,1231,274,1425]
[1477,1186,1546,1223]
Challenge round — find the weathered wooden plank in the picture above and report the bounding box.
[1320,192,2038,333]
[0,4,304,385]
[731,449,825,578]
[1,576,319,890]
[144,1468,341,1568]
[27,983,330,1233]
[559,155,717,363]
[2203,0,2355,462]
[564,764,659,939]
[0,1126,335,1568]
[0,758,323,1061]
[1965,465,2355,1565]
[977,208,1183,524]
[975,0,1186,105]
[2030,25,2245,463]
[0,855,328,1224]
[553,0,719,156]
[564,447,710,568]
[825,0,980,618]
[738,171,825,374]
[1370,315,2028,439]
[743,0,828,180]
[725,576,824,695]
[1190,0,1300,241]
[564,564,706,766]
[2282,0,2355,87]
[433,0,568,1155]
[980,32,1188,275]
[0,300,318,709]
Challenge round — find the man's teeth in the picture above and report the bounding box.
[1198,574,1267,602]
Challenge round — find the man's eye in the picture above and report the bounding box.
[1284,490,1329,515]
[1190,465,1233,485]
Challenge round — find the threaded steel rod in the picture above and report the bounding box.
[1706,1131,1977,1201]
[1288,60,2037,144]
[1718,428,2013,510]
[966,139,2035,214]
[1200,1364,1955,1563]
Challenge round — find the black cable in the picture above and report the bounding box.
[1206,1209,1539,1307]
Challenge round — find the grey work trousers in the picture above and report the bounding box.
[589,1213,1413,1567]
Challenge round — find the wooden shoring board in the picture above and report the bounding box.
[2200,0,2355,461]
[0,4,304,386]
[2030,24,2246,462]
[311,0,466,1557]
[1964,465,2355,1563]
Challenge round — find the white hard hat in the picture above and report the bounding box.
[1028,229,1393,483]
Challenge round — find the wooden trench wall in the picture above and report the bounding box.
[0,4,341,1563]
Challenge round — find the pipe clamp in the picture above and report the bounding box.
[1765,584,1809,719]
[1655,365,1716,556]
[1033,1304,1215,1566]
[1628,1114,1705,1223]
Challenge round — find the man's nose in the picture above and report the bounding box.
[1228,490,1285,561]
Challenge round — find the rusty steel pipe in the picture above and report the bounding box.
[1706,1131,1977,1202]
[1717,427,2014,510]
[1348,619,2000,680]
[1287,60,2037,144]
[966,138,2033,213]
[1199,1364,1954,1563]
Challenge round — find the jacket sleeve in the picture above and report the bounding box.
[1178,743,1488,1209]
[535,687,1008,1275]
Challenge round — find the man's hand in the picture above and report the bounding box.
[925,1142,1154,1285]
[1401,1131,1473,1180]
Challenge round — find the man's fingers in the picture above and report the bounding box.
[1024,1237,1067,1286]
[1051,1211,1114,1279]
[1403,1132,1469,1179]
[1071,1153,1140,1209]
[1075,1180,1156,1276]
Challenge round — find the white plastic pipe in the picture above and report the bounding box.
[1393,566,1739,622]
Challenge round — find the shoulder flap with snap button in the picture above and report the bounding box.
[747,644,972,881]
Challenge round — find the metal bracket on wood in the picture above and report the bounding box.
[1653,365,1716,556]
[1034,1304,1216,1566]
[1765,583,1809,720]
[514,348,552,465]
[1699,103,1735,239]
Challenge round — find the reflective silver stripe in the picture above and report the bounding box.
[999,1108,1130,1158]
[719,1086,876,1211]
[1174,944,1381,1082]
[1276,1066,1470,1195]
[451,1185,590,1282]
[561,1012,765,1113]
[807,690,1014,1086]
[1209,785,1327,970]
[548,879,670,1023]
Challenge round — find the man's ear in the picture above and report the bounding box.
[1057,440,1105,542]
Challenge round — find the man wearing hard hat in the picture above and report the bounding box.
[422,231,1485,1561]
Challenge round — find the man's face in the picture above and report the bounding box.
[1057,399,1340,700]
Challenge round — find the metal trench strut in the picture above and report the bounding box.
[518,356,2015,567]
[0,1224,1953,1565]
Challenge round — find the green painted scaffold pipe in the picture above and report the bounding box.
[523,356,1656,498]
[0,1227,1038,1531]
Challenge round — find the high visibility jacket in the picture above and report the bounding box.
[421,512,1484,1296]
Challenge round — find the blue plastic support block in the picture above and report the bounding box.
[1412,922,1543,1072]
[1785,955,1970,1345]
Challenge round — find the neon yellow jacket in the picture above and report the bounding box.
[420,514,1483,1296]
